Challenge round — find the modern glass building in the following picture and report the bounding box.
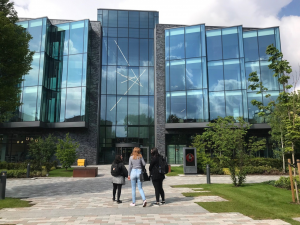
[0,8,282,164]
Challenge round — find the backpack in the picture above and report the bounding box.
[111,163,121,177]
[158,155,169,174]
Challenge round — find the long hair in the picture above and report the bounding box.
[113,155,123,164]
[151,147,159,158]
[131,147,142,160]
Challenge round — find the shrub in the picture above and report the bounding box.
[243,166,282,175]
[274,176,300,190]
[6,169,27,178]
[247,158,282,169]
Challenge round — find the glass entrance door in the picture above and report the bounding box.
[122,147,133,164]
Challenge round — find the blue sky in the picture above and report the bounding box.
[278,0,300,18]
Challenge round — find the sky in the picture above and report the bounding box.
[13,0,300,87]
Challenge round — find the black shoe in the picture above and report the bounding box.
[117,200,122,204]
[161,201,165,204]
[153,202,160,206]
[112,198,116,201]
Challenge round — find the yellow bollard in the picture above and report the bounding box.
[288,159,296,203]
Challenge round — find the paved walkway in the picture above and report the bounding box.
[0,166,290,225]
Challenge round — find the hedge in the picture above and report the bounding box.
[0,161,57,171]
[266,176,300,190]
[6,169,48,178]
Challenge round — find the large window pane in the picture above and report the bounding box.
[129,38,139,66]
[248,92,263,123]
[170,28,184,60]
[208,61,224,91]
[170,91,186,123]
[59,88,66,122]
[82,53,87,86]
[106,95,116,125]
[222,27,239,59]
[128,96,139,125]
[24,53,40,87]
[258,29,275,60]
[108,28,117,37]
[209,91,225,120]
[149,39,154,66]
[28,19,43,52]
[118,11,128,27]
[261,61,278,90]
[67,54,83,87]
[102,37,107,65]
[149,67,154,95]
[129,29,139,38]
[100,95,106,125]
[118,28,128,38]
[129,11,139,28]
[166,92,171,122]
[69,21,84,54]
[206,29,222,61]
[117,66,128,95]
[149,96,154,125]
[107,66,116,94]
[139,67,148,95]
[140,12,148,28]
[108,10,117,27]
[243,31,259,62]
[245,61,260,91]
[117,38,128,66]
[186,58,202,90]
[81,87,86,120]
[225,91,243,119]
[140,96,148,125]
[128,127,138,137]
[117,96,127,125]
[140,29,148,38]
[101,66,107,94]
[185,26,201,58]
[187,90,203,122]
[140,39,149,66]
[128,67,139,95]
[22,87,37,121]
[170,60,185,91]
[65,87,81,121]
[224,59,241,90]
[165,30,170,60]
[116,126,127,137]
[166,61,169,92]
[108,38,117,65]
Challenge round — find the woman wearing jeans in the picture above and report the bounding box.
[128,147,147,207]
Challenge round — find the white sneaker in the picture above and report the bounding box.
[130,203,135,206]
[142,200,147,207]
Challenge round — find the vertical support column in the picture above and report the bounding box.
[288,159,295,203]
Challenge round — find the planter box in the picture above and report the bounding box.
[73,167,98,177]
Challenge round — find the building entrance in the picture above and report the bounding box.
[115,143,149,164]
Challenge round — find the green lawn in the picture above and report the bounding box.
[48,168,73,177]
[174,183,300,225]
[166,166,183,176]
[0,198,32,209]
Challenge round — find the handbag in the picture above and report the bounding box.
[139,165,150,182]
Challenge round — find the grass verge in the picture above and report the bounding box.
[48,168,73,177]
[0,198,32,209]
[166,166,183,176]
[173,183,300,225]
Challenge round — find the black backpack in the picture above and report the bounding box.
[111,163,121,177]
[158,155,169,174]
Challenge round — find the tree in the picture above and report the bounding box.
[56,133,79,170]
[192,116,265,186]
[0,0,33,122]
[28,134,57,172]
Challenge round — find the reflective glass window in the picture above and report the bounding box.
[100,95,106,124]
[149,39,154,66]
[140,29,148,38]
[140,12,148,28]
[83,20,88,53]
[57,23,70,55]
[208,61,224,91]
[118,28,128,38]
[209,91,225,120]
[28,19,43,52]
[165,30,170,60]
[106,126,116,138]
[245,61,260,91]
[187,90,204,122]
[185,26,201,58]
[225,91,243,119]
[258,29,275,60]
[61,56,68,88]
[149,12,154,29]
[140,96,148,125]
[171,91,186,123]
[67,54,83,87]
[106,95,116,125]
[149,29,154,38]
[69,21,84,54]
[129,29,139,38]
[41,18,47,52]
[101,66,107,94]
[166,61,170,91]
[128,67,139,95]
[129,11,139,28]
[222,27,239,59]
[275,27,281,52]
[22,86,37,121]
[117,96,127,125]
[16,21,28,28]
[82,53,87,86]
[108,38,117,65]
[102,10,108,27]
[206,29,222,61]
[128,127,138,137]
[59,88,66,122]
[170,60,185,91]
[39,53,44,86]
[149,96,154,125]
[166,92,171,122]
[128,96,139,125]
[170,28,184,60]
[260,61,278,90]
[117,38,128,66]
[81,87,86,118]
[24,53,40,87]
[139,127,149,139]
[117,66,128,95]
[149,67,154,95]
[65,87,81,121]
[140,39,149,66]
[116,126,127,137]
[102,38,108,65]
[107,66,116,94]
[129,38,139,66]
[139,67,149,95]
[224,59,241,90]
[186,58,202,90]
[108,10,117,27]
[248,92,263,123]
[118,11,128,27]
[108,28,117,37]
[243,31,259,62]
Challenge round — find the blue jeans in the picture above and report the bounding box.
[130,169,146,203]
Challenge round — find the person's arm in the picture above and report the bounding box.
[128,157,132,179]
[141,157,146,166]
[149,156,158,172]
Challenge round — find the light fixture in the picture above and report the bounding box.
[17,141,19,144]
[35,139,38,142]
[26,137,29,141]
[30,138,33,141]
[21,141,23,144]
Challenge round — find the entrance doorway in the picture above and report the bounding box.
[115,143,149,164]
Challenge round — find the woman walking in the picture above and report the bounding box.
[128,147,147,207]
[111,155,128,204]
[149,148,165,206]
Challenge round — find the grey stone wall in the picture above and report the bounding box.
[154,24,183,156]
[1,19,101,165]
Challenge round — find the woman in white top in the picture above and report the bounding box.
[128,147,147,207]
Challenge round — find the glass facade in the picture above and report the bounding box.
[15,18,91,123]
[98,9,158,163]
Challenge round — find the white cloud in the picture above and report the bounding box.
[13,0,300,78]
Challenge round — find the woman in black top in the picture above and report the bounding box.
[149,148,165,206]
